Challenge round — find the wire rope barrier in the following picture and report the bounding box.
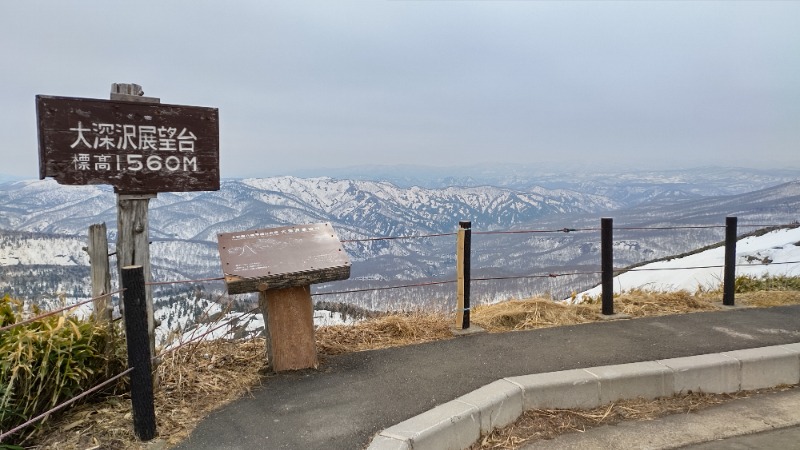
[311,280,456,297]
[154,306,262,360]
[146,276,225,286]
[473,227,595,235]
[341,232,456,243]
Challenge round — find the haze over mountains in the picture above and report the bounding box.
[1,166,799,313]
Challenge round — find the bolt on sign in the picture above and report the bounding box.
[217,223,351,295]
[36,95,219,194]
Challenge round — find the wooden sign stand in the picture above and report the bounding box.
[37,82,220,374]
[258,285,318,371]
[218,224,351,372]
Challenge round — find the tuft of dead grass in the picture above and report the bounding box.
[614,290,720,317]
[471,299,597,332]
[737,290,800,307]
[315,312,453,355]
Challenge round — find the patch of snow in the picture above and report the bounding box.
[575,227,800,301]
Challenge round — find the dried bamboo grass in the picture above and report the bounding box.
[471,299,597,332]
[614,290,720,317]
[737,290,800,307]
[315,312,452,355]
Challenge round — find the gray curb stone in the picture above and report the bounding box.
[723,345,800,389]
[453,379,523,434]
[585,360,672,404]
[376,400,480,450]
[506,369,600,409]
[657,353,740,394]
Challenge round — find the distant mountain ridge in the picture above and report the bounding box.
[0,176,619,240]
[290,164,800,201]
[2,169,800,307]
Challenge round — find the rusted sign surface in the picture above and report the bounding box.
[36,95,219,194]
[218,223,351,294]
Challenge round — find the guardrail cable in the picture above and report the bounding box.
[0,367,134,442]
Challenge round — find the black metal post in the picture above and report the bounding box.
[601,217,614,315]
[121,265,156,441]
[460,220,472,329]
[723,216,737,306]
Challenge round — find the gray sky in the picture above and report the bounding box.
[2,1,799,179]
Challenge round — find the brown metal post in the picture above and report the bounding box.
[723,216,737,306]
[601,217,614,315]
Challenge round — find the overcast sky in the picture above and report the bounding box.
[2,1,799,180]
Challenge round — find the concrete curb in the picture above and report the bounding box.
[366,342,800,450]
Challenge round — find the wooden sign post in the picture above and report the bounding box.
[218,223,351,371]
[36,83,220,358]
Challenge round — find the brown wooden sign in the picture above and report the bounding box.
[36,95,219,194]
[218,223,351,294]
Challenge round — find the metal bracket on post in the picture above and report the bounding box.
[110,83,160,103]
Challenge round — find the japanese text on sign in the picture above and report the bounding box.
[69,122,198,173]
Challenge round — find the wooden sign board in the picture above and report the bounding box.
[36,95,219,194]
[218,223,351,295]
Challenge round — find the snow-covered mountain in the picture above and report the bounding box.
[0,176,618,240]
[0,176,619,297]
[2,173,800,311]
[296,165,800,205]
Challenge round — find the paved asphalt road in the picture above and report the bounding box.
[686,425,800,450]
[174,305,800,450]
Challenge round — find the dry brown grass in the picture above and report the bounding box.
[24,289,800,449]
[470,386,798,449]
[470,299,598,332]
[615,290,721,317]
[315,312,453,355]
[737,290,800,307]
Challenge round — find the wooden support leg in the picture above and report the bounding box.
[257,291,274,371]
[259,285,318,372]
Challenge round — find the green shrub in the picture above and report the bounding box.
[734,275,800,293]
[0,294,125,443]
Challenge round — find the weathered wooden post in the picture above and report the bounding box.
[218,223,351,372]
[87,222,113,322]
[111,84,159,357]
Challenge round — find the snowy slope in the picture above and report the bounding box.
[577,227,800,299]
